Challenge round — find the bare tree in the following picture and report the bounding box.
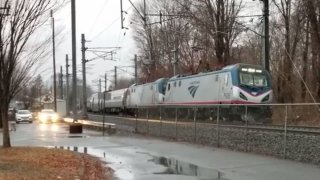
[305,0,320,101]
[0,0,60,148]
[270,0,307,102]
[131,0,243,81]
[178,0,243,67]
[15,74,44,110]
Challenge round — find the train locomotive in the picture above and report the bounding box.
[88,63,272,122]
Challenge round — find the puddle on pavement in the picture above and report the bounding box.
[49,146,228,180]
[67,135,88,138]
[150,156,228,180]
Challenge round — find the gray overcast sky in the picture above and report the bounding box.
[40,0,137,92]
[39,0,264,92]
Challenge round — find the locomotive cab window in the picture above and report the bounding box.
[179,81,181,87]
[239,69,268,87]
[174,81,177,87]
[167,83,171,91]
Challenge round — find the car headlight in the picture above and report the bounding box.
[52,114,59,122]
[39,114,47,122]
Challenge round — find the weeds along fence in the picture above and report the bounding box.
[91,103,320,164]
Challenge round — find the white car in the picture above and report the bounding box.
[38,109,60,123]
[15,110,33,123]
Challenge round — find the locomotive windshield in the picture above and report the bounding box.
[239,68,268,87]
[157,79,168,95]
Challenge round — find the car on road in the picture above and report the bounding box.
[38,109,60,123]
[15,110,33,124]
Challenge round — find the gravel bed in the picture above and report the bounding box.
[89,114,320,165]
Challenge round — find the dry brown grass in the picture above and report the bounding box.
[272,105,320,126]
[0,147,112,180]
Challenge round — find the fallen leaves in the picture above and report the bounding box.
[0,147,113,180]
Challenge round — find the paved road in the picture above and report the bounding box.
[1,122,320,180]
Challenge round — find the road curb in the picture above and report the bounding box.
[63,118,116,135]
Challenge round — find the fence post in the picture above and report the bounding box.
[175,107,178,140]
[135,106,138,133]
[147,108,149,135]
[284,105,288,159]
[245,105,248,152]
[159,106,162,136]
[194,107,197,143]
[217,106,220,148]
[102,114,105,136]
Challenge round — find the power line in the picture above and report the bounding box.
[88,0,110,34]
[91,15,121,40]
[92,6,132,40]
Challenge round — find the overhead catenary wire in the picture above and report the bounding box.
[87,0,110,35]
[91,6,133,41]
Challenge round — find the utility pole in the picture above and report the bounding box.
[114,66,117,90]
[65,54,70,115]
[103,74,106,136]
[39,86,42,108]
[120,0,124,29]
[81,34,87,118]
[51,10,57,112]
[172,35,178,76]
[71,0,77,122]
[120,0,146,28]
[60,66,63,99]
[134,54,138,84]
[263,0,270,72]
[99,79,102,93]
[105,73,107,92]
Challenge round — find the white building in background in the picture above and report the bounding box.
[9,100,25,110]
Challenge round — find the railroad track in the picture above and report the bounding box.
[88,113,320,135]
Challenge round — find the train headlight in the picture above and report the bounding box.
[261,94,270,102]
[239,92,248,100]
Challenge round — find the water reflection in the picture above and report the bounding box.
[50,146,228,180]
[39,124,60,132]
[151,156,228,180]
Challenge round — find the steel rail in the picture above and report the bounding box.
[88,113,320,135]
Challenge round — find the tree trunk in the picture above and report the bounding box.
[301,22,310,101]
[311,34,319,100]
[0,108,2,128]
[1,102,11,147]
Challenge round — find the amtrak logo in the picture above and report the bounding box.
[188,85,199,98]
[251,92,258,96]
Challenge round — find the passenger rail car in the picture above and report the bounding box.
[87,93,102,113]
[88,88,127,114]
[104,88,127,113]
